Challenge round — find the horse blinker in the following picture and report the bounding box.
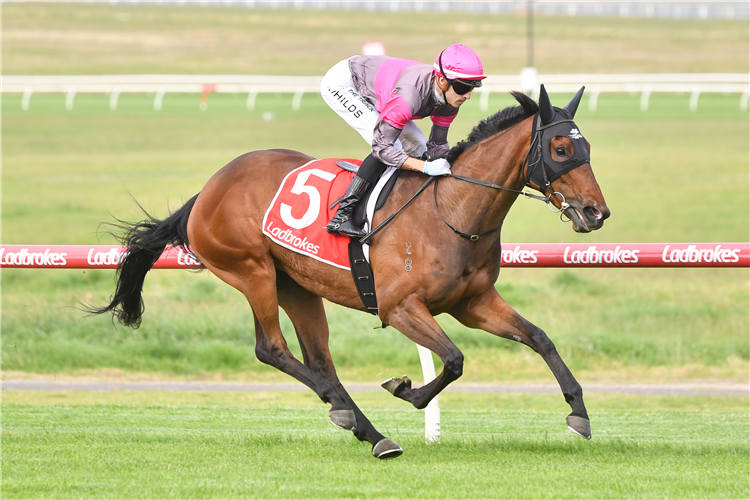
[526,85,591,189]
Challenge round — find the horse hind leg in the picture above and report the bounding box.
[276,271,402,459]
[207,258,352,418]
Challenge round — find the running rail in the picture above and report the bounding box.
[1,243,748,269]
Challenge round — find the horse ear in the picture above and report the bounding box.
[564,86,585,118]
[538,84,555,125]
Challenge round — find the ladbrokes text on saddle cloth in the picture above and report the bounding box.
[262,158,359,270]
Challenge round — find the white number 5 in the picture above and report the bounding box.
[280,168,337,229]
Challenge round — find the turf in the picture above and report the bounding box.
[3,3,748,75]
[2,391,748,499]
[1,4,749,382]
[2,91,747,383]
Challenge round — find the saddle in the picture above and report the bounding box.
[335,160,402,226]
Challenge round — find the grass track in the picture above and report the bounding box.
[3,3,748,75]
[2,92,748,382]
[2,391,749,498]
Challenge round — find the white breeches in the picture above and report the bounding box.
[320,58,427,159]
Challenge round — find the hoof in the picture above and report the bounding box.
[567,415,592,439]
[381,376,412,397]
[329,409,357,431]
[372,438,403,459]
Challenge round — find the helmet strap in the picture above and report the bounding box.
[437,49,449,103]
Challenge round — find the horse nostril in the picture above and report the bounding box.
[583,206,603,222]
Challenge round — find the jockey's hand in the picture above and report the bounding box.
[423,158,452,176]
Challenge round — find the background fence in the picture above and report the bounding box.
[3,0,749,20]
[5,73,750,113]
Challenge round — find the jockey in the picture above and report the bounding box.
[320,43,486,238]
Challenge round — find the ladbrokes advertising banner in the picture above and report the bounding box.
[498,243,748,267]
[0,245,201,269]
[1,243,748,269]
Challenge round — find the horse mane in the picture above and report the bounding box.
[446,91,539,165]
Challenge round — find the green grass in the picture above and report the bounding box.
[2,391,748,498]
[2,91,748,383]
[3,3,748,75]
[1,5,749,383]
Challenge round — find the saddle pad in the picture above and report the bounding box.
[262,158,360,270]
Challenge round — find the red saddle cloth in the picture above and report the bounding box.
[262,158,359,270]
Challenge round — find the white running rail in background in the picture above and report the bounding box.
[4,73,749,113]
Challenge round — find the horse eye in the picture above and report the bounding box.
[555,147,567,157]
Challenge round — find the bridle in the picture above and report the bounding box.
[433,113,574,241]
[358,113,576,245]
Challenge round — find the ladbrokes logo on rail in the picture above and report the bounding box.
[563,245,640,264]
[87,248,127,266]
[175,249,202,267]
[662,244,740,264]
[0,247,67,266]
[501,246,539,264]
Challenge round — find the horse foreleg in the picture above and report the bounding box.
[276,272,402,458]
[381,295,465,410]
[449,288,591,438]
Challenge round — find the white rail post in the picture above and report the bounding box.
[741,87,749,112]
[589,88,601,111]
[689,87,701,112]
[292,87,305,111]
[109,87,121,111]
[65,87,77,111]
[154,87,166,111]
[417,344,440,443]
[588,88,600,112]
[22,87,33,111]
[247,90,258,111]
[479,86,491,113]
[640,86,651,112]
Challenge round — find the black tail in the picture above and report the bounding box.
[87,194,199,328]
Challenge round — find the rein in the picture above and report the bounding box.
[359,113,575,245]
[433,172,567,241]
[433,114,576,241]
[359,177,435,245]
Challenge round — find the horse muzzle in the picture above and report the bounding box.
[565,203,610,233]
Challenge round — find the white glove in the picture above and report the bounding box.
[423,158,452,176]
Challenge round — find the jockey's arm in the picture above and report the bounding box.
[400,157,427,173]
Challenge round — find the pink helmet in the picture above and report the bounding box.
[433,44,486,81]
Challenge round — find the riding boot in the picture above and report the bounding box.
[326,176,370,237]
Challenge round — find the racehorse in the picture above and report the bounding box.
[90,86,610,459]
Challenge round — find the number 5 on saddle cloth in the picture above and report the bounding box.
[262,157,401,314]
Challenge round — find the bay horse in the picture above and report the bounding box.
[91,86,609,459]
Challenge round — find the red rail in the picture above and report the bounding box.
[1,243,748,269]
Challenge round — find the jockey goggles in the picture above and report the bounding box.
[437,50,483,95]
[450,78,482,95]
